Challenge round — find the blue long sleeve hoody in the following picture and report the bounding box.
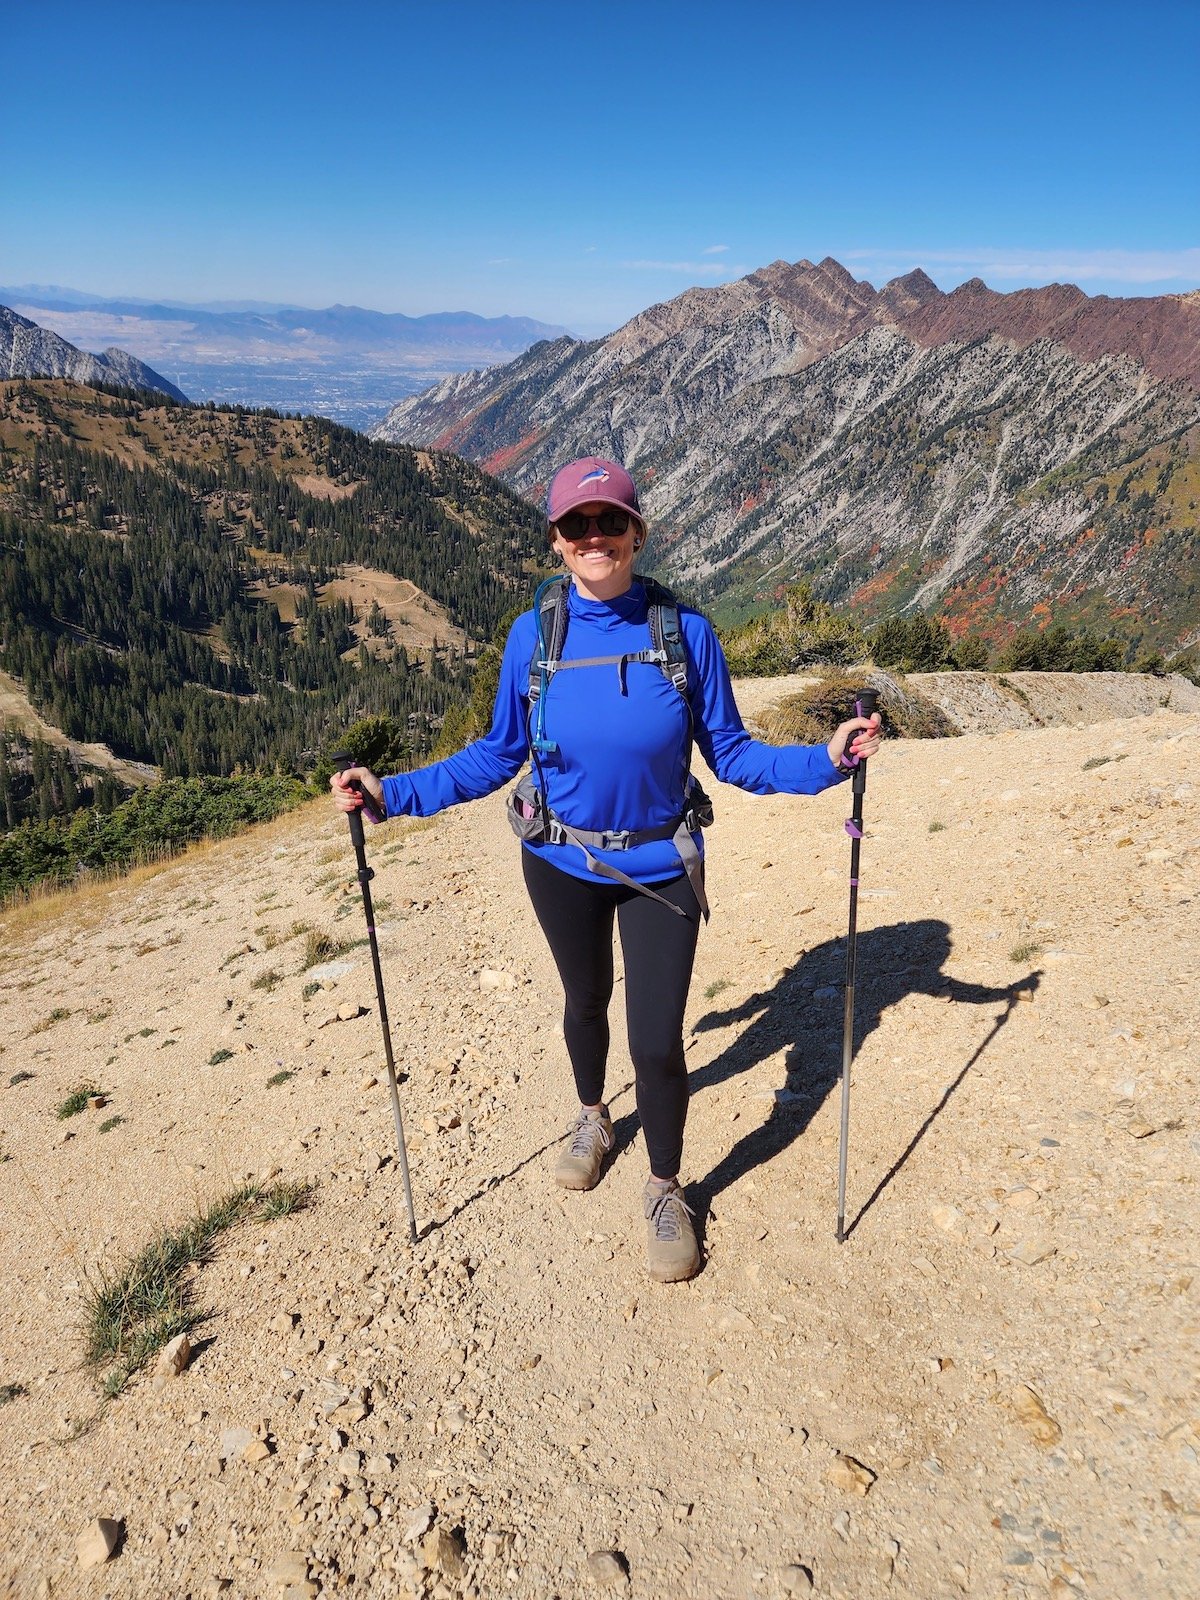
[380,580,846,888]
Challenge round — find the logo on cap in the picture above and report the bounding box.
[577,467,610,486]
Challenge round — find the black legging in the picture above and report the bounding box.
[522,848,702,1178]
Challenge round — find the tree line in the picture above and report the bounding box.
[718,584,1175,679]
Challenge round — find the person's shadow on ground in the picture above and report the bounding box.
[610,918,1039,1247]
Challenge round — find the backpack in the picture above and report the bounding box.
[506,573,713,920]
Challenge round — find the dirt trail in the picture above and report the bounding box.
[0,703,1197,1600]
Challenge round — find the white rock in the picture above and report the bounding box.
[267,1550,310,1586]
[1005,1237,1057,1266]
[422,1526,465,1577]
[479,967,517,993]
[780,1566,814,1594]
[586,1549,628,1586]
[77,1517,122,1568]
[402,1503,435,1542]
[930,1205,965,1233]
[156,1333,192,1377]
[218,1426,254,1461]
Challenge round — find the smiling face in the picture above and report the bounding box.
[550,500,644,601]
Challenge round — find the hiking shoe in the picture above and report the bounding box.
[643,1180,700,1282]
[553,1106,613,1190]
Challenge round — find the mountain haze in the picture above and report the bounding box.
[373,259,1200,652]
[2,290,570,429]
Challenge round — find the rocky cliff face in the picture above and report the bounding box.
[0,305,187,402]
[371,259,1200,649]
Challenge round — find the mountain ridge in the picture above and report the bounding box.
[371,257,1200,654]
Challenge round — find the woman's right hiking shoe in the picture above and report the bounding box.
[553,1105,614,1190]
[643,1179,700,1282]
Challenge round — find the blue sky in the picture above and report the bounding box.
[4,0,1198,334]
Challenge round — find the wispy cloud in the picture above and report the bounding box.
[701,244,730,255]
[842,246,1200,287]
[621,259,750,276]
[487,257,514,266]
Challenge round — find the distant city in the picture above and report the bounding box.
[158,363,429,431]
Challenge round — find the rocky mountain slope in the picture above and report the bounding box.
[1,304,187,402]
[372,259,1200,653]
[0,694,1196,1598]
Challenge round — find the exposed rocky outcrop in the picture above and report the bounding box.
[372,259,1200,651]
[0,304,187,402]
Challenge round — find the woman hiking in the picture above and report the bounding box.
[331,456,882,1283]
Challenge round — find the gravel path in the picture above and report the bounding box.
[0,705,1196,1600]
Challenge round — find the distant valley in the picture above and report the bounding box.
[0,287,569,430]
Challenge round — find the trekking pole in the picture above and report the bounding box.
[333,753,419,1244]
[835,689,880,1245]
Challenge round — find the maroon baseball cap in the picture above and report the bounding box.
[546,456,644,528]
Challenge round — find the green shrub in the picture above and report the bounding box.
[56,1084,101,1119]
[721,583,867,678]
[313,713,410,789]
[29,1007,70,1035]
[995,625,1124,673]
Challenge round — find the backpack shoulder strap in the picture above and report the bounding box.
[527,575,570,705]
[640,574,690,699]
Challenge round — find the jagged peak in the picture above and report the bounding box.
[886,268,939,295]
[815,255,861,287]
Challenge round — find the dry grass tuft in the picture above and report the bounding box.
[28,1007,70,1036]
[83,1179,314,1398]
[300,929,353,971]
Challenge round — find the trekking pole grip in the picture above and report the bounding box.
[332,751,385,847]
[849,689,880,794]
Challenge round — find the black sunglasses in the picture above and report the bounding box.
[554,508,632,539]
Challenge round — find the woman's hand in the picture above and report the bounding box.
[827,712,883,771]
[330,765,385,820]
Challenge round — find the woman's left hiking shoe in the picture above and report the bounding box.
[643,1179,700,1282]
[554,1105,614,1190]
